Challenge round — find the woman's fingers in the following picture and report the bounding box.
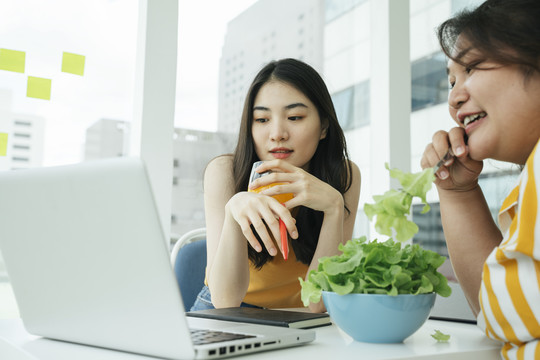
[248,171,292,190]
[278,207,298,239]
[228,191,297,257]
[421,142,442,168]
[248,160,297,190]
[420,128,483,191]
[447,127,468,157]
[421,132,451,180]
[236,217,263,252]
[254,159,294,174]
[247,159,340,229]
[253,207,283,256]
[431,130,452,158]
[234,197,295,256]
[429,129,466,178]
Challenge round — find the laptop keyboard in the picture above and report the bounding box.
[190,329,256,345]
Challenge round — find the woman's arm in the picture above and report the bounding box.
[306,161,361,312]
[421,129,502,315]
[437,185,502,315]
[204,156,295,307]
[204,156,251,307]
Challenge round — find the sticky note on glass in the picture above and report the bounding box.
[0,133,8,156]
[27,76,52,100]
[61,52,85,76]
[0,48,26,73]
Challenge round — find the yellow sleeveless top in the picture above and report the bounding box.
[243,243,309,308]
[206,209,309,308]
[203,241,309,308]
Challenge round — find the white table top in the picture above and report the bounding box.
[0,318,501,360]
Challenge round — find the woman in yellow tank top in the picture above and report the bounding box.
[192,58,361,313]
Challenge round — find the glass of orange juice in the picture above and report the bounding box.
[248,161,293,259]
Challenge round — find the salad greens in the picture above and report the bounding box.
[299,237,452,306]
[431,329,451,342]
[299,163,452,305]
[364,163,435,242]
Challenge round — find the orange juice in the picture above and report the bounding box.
[248,180,293,260]
[248,182,294,204]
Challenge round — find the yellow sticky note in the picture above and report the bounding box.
[0,48,26,73]
[27,76,52,100]
[0,133,8,156]
[61,52,85,76]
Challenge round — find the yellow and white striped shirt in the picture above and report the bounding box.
[478,141,540,359]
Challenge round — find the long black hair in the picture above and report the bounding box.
[437,0,540,80]
[231,58,353,268]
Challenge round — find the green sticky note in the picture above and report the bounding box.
[61,52,85,76]
[27,76,52,100]
[0,133,8,156]
[0,48,26,73]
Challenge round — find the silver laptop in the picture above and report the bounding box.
[0,157,315,359]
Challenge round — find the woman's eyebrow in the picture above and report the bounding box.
[285,102,308,110]
[253,106,270,111]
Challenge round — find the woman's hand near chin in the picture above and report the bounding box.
[421,128,483,193]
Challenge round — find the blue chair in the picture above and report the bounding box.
[170,228,207,311]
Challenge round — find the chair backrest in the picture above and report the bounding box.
[170,228,207,311]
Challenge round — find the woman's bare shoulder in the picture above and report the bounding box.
[206,154,233,171]
[204,155,236,199]
[345,159,361,201]
[347,159,361,181]
[205,154,234,180]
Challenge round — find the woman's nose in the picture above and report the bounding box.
[270,119,288,141]
[448,83,469,109]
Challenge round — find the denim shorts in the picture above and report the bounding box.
[189,285,262,312]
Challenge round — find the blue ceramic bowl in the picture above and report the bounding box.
[322,291,436,343]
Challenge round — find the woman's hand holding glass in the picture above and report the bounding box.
[225,190,295,257]
[251,160,343,214]
[226,159,343,257]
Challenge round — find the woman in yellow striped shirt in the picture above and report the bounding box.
[420,0,540,358]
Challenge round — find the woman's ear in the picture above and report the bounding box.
[320,121,329,140]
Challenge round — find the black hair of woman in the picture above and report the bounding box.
[437,0,540,79]
[232,58,353,268]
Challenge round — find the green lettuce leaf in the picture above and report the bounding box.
[299,277,322,306]
[364,164,435,242]
[299,237,452,306]
[431,329,451,342]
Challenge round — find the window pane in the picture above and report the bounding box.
[352,80,370,128]
[451,0,485,14]
[0,0,138,319]
[0,0,138,170]
[332,86,353,130]
[331,79,370,131]
[411,52,448,112]
[325,0,367,23]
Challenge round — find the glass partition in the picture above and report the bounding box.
[0,0,138,319]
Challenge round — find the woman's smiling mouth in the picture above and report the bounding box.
[463,112,487,127]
